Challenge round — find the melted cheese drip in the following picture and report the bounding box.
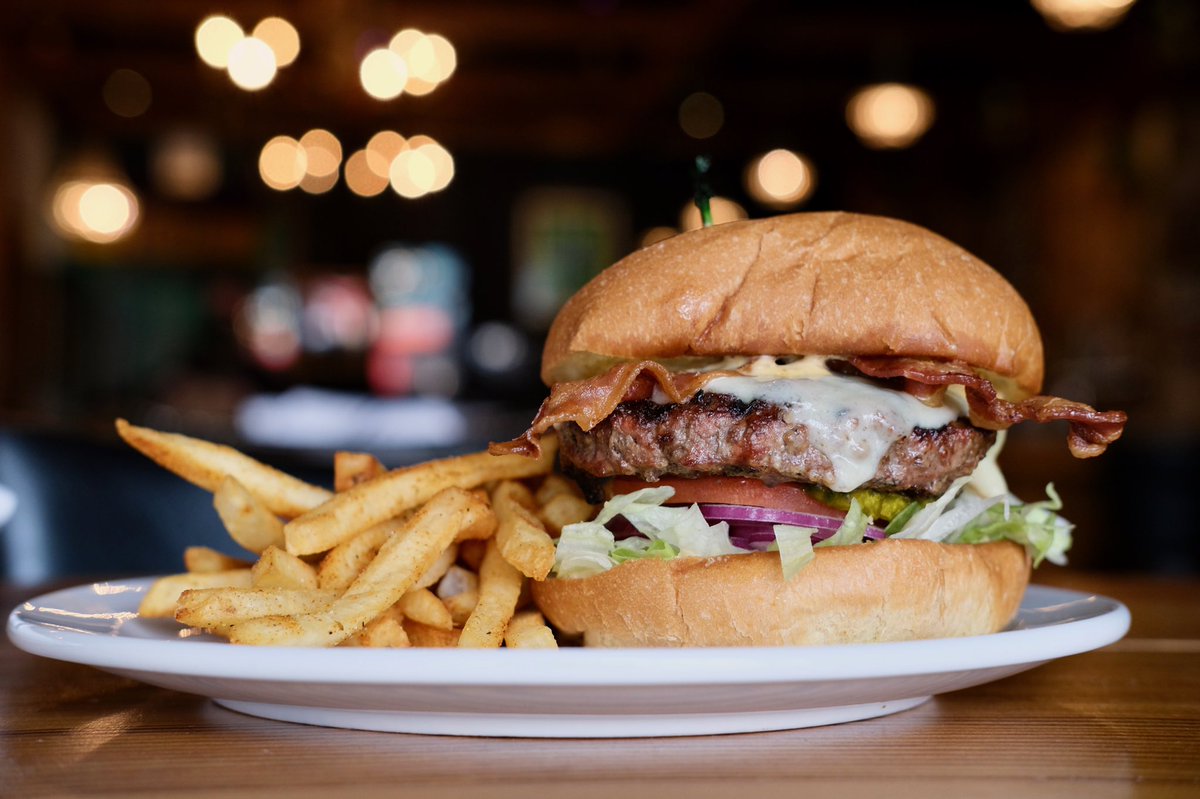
[704,373,963,492]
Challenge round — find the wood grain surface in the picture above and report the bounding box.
[3,571,1198,798]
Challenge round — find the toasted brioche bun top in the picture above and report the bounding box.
[542,212,1044,396]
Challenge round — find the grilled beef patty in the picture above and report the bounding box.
[557,391,994,497]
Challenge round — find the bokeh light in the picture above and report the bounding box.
[744,149,816,208]
[679,196,747,231]
[299,129,342,178]
[227,36,278,91]
[846,83,935,149]
[195,15,244,69]
[344,150,389,197]
[389,149,437,198]
[1031,0,1137,31]
[258,136,307,190]
[360,48,408,100]
[299,169,339,195]
[252,17,300,67]
[102,69,152,118]
[388,29,456,96]
[679,92,724,139]
[151,130,222,200]
[51,180,140,244]
[366,131,406,176]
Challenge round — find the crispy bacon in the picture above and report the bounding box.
[848,356,1127,458]
[490,356,1128,461]
[489,361,722,457]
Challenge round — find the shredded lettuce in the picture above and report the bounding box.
[551,486,746,578]
[772,525,816,579]
[815,497,868,548]
[949,484,1073,566]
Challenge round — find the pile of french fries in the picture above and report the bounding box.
[116,419,595,649]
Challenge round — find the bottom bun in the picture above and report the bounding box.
[531,540,1031,647]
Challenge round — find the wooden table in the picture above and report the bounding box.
[3,571,1198,798]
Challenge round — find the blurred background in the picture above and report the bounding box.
[0,0,1195,582]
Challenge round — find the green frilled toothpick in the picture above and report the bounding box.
[692,155,714,227]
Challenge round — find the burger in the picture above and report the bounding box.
[490,212,1127,647]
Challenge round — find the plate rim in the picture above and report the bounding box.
[6,577,1131,687]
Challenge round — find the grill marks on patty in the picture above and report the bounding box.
[557,392,994,497]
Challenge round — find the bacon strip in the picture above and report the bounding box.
[848,356,1127,458]
[490,356,1128,461]
[489,361,720,457]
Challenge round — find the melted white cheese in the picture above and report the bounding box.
[704,373,963,492]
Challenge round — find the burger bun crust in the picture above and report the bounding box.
[542,212,1044,396]
[531,539,1031,647]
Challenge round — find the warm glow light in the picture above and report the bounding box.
[679,92,724,139]
[846,83,935,149]
[417,141,454,192]
[195,16,244,69]
[1031,0,1137,30]
[52,181,139,244]
[259,136,307,190]
[299,170,338,195]
[679,196,747,231]
[389,149,436,198]
[102,69,152,118]
[227,37,278,91]
[299,129,342,178]
[745,149,816,208]
[366,131,406,177]
[345,150,389,197]
[151,131,222,200]
[253,17,300,67]
[427,34,457,82]
[360,48,408,100]
[389,29,455,96]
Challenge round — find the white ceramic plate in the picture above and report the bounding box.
[7,579,1129,737]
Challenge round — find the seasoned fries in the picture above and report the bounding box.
[334,452,385,493]
[213,476,286,554]
[119,420,586,648]
[491,481,556,580]
[458,538,525,648]
[251,546,318,590]
[283,436,556,556]
[184,546,251,574]
[138,570,253,618]
[117,419,331,518]
[226,488,484,646]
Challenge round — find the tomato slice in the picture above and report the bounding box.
[607,476,845,518]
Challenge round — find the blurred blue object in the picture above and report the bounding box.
[0,428,264,584]
[0,483,15,529]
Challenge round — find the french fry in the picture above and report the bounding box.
[443,590,479,627]
[175,587,335,629]
[138,570,253,618]
[537,493,596,536]
[458,538,525,648]
[492,481,556,580]
[436,565,479,599]
[457,539,487,571]
[213,476,287,554]
[315,518,399,593]
[227,488,484,646]
[534,474,584,506]
[504,610,558,649]
[334,452,385,493]
[251,546,318,590]
[399,588,454,630]
[116,419,331,518]
[403,619,461,648]
[413,542,458,590]
[342,605,410,648]
[283,436,557,556]
[184,546,252,574]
